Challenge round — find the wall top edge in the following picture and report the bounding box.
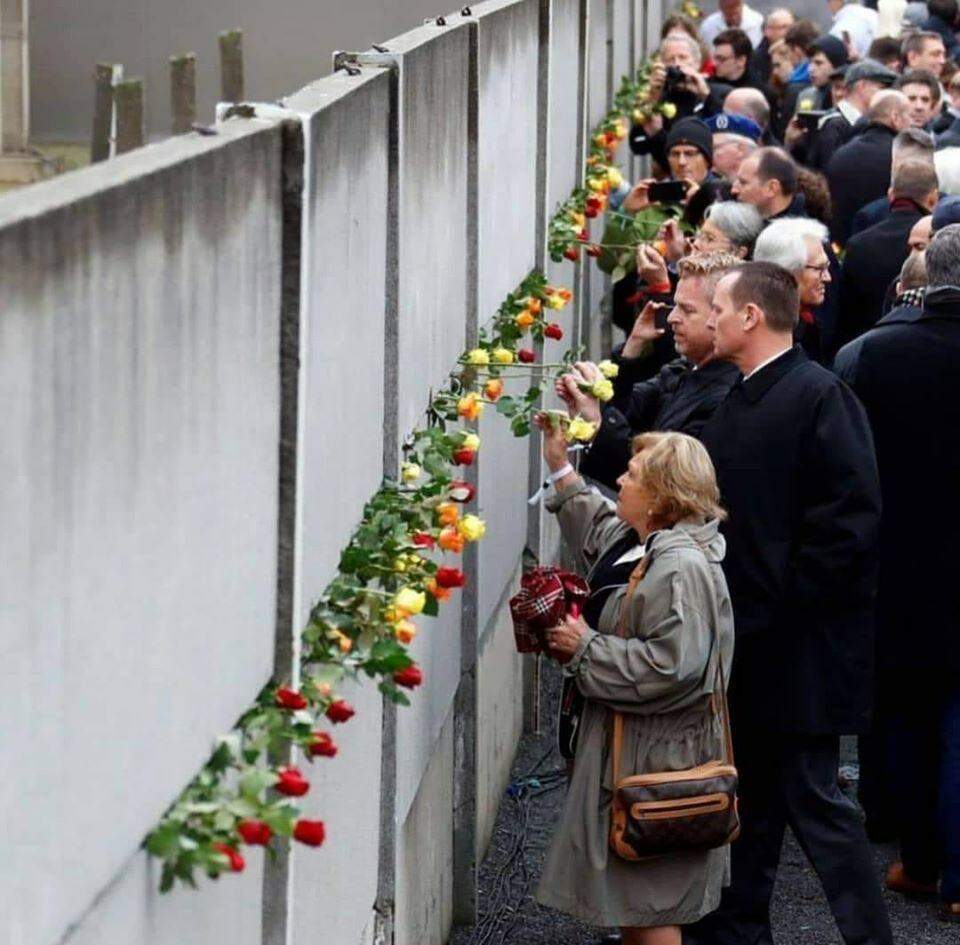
[0,118,282,233]
[444,0,539,23]
[359,16,471,57]
[282,66,392,119]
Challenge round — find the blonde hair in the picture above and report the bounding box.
[630,432,726,524]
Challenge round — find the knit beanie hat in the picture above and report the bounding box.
[810,35,849,69]
[665,117,713,163]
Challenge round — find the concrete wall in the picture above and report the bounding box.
[0,2,653,944]
[0,119,284,945]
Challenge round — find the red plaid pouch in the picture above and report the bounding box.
[509,567,590,653]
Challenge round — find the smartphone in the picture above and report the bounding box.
[795,110,828,131]
[648,180,687,204]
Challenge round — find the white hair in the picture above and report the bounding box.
[753,218,829,272]
[660,32,703,67]
[934,148,960,196]
[703,201,765,251]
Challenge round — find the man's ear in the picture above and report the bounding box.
[886,186,895,202]
[741,302,763,332]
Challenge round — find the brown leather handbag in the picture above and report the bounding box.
[608,560,740,861]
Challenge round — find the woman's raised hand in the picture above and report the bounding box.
[658,219,687,263]
[534,412,572,472]
[623,301,667,358]
[636,243,669,287]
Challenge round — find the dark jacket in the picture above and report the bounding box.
[936,114,960,150]
[837,286,960,689]
[832,289,925,383]
[806,108,857,171]
[580,358,739,490]
[700,346,881,734]
[849,195,889,237]
[751,38,773,85]
[827,123,897,245]
[836,203,925,348]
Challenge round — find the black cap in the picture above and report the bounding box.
[666,117,713,163]
[810,35,850,69]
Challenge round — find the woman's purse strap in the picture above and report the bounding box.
[610,549,734,788]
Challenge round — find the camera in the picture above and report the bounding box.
[663,66,686,99]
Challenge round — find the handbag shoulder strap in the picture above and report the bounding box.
[610,545,734,788]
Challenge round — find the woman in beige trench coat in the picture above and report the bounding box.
[532,426,735,945]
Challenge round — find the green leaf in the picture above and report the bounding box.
[422,593,439,618]
[495,395,517,417]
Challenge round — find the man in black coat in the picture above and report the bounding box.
[836,160,938,348]
[836,226,960,922]
[686,262,892,945]
[827,89,911,245]
[563,254,741,491]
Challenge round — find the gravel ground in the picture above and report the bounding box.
[451,661,956,945]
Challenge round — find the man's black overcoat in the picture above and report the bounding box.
[836,287,960,691]
[700,346,882,734]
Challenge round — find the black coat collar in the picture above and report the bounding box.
[737,345,806,404]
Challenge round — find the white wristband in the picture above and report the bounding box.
[528,463,576,506]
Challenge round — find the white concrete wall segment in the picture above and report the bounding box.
[0,119,283,945]
[395,708,455,945]
[586,0,611,128]
[30,0,450,141]
[278,67,391,945]
[369,20,469,824]
[611,0,634,85]
[547,0,587,214]
[60,854,264,945]
[475,575,525,859]
[450,0,542,632]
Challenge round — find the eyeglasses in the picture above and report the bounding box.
[804,263,830,278]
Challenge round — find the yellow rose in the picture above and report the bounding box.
[394,587,426,617]
[591,378,615,402]
[597,359,619,379]
[491,347,514,364]
[515,310,535,329]
[587,177,605,192]
[546,295,565,310]
[565,417,597,443]
[606,167,623,188]
[457,514,486,542]
[571,212,586,228]
[401,462,421,484]
[661,102,677,119]
[465,348,490,365]
[461,432,480,451]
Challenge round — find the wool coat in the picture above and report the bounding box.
[700,346,882,735]
[835,286,960,690]
[535,478,735,928]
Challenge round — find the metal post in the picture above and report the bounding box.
[219,29,245,102]
[114,77,144,154]
[170,53,197,135]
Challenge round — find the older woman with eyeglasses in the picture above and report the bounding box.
[752,217,831,362]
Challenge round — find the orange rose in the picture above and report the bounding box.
[457,392,484,422]
[426,578,451,602]
[515,309,536,329]
[436,501,459,526]
[484,378,504,401]
[438,526,465,553]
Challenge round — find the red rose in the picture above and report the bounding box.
[448,480,476,503]
[293,819,326,847]
[518,349,536,363]
[325,699,355,724]
[586,244,602,258]
[544,323,563,340]
[213,842,245,872]
[412,531,435,548]
[275,687,307,710]
[237,819,273,846]
[308,731,338,758]
[393,664,423,689]
[275,766,310,797]
[563,246,579,261]
[575,229,588,243]
[435,566,466,588]
[452,448,476,466]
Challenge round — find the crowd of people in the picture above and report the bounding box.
[528,2,960,944]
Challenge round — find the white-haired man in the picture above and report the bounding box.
[753,217,832,361]
[706,112,762,181]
